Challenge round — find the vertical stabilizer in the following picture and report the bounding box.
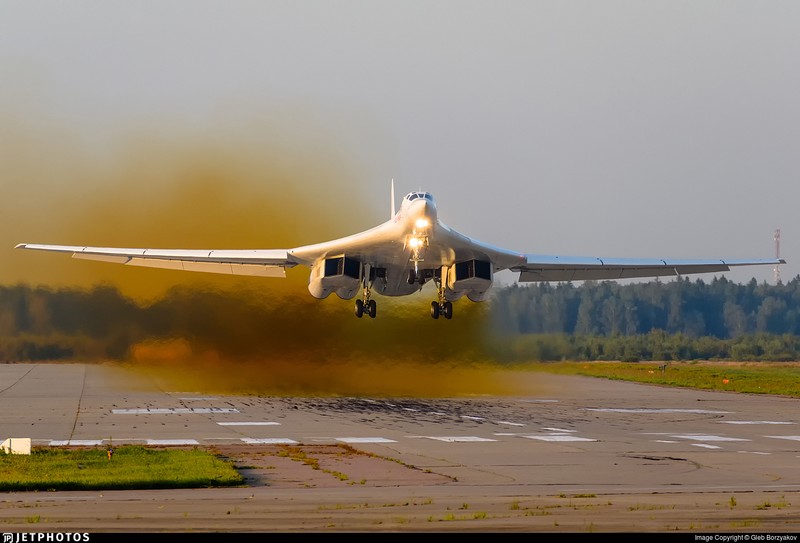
[390,178,396,219]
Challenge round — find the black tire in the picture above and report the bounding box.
[407,269,417,285]
[443,301,453,319]
[368,299,377,318]
[355,299,364,318]
[430,301,440,319]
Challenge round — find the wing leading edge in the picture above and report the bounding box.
[15,243,296,278]
[512,255,785,282]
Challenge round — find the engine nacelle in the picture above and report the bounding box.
[308,256,361,300]
[445,259,492,302]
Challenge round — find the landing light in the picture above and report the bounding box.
[415,218,430,229]
[409,237,422,248]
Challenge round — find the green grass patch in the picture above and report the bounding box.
[0,446,243,491]
[533,361,800,397]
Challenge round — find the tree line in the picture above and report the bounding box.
[491,275,800,338]
[0,275,798,363]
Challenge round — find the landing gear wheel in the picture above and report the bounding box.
[443,301,453,319]
[355,299,364,318]
[407,269,417,285]
[430,301,440,319]
[367,299,377,318]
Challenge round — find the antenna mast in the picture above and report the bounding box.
[774,228,781,284]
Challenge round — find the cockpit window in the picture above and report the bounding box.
[405,191,434,202]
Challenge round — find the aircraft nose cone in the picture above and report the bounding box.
[412,198,437,224]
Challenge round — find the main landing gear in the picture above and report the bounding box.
[355,298,376,318]
[430,300,452,320]
[355,263,377,319]
[430,265,453,320]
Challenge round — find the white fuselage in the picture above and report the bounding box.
[292,191,524,300]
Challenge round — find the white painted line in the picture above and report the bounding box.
[588,408,729,414]
[654,440,679,444]
[692,444,722,449]
[765,435,800,442]
[520,399,558,403]
[241,438,298,445]
[336,437,397,444]
[720,421,794,425]
[543,427,575,433]
[737,451,771,455]
[521,435,597,442]
[419,436,497,442]
[217,422,280,426]
[462,416,485,421]
[112,408,240,414]
[496,421,525,427]
[146,439,199,445]
[49,440,105,446]
[671,434,749,442]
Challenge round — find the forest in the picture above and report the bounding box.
[1,275,799,364]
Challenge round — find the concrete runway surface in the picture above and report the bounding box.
[1,362,800,533]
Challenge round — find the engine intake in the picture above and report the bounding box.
[446,259,492,302]
[308,256,361,299]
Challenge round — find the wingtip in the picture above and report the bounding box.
[14,243,27,249]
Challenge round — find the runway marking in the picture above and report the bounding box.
[692,444,722,449]
[588,408,729,414]
[521,434,597,442]
[654,440,679,443]
[496,421,525,427]
[336,437,397,444]
[146,439,199,445]
[49,440,104,446]
[543,427,575,433]
[414,436,497,442]
[669,434,749,442]
[520,399,558,403]
[112,408,240,414]
[462,416,485,421]
[737,451,771,455]
[178,397,220,401]
[719,421,793,425]
[217,422,280,426]
[765,435,800,442]
[242,438,298,445]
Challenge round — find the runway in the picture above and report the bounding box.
[1,362,800,532]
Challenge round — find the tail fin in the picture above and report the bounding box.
[390,178,396,219]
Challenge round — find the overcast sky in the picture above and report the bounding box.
[1,1,798,294]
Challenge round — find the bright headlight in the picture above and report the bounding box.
[409,237,421,248]
[415,218,430,229]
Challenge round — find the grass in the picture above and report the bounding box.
[0,445,243,491]
[533,361,800,397]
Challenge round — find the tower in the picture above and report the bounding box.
[774,228,781,285]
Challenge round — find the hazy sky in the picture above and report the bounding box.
[2,1,798,294]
